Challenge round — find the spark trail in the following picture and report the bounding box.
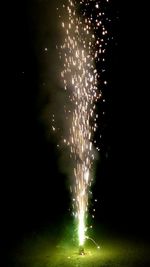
[59,0,108,247]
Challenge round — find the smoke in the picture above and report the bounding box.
[30,0,100,182]
[28,0,75,178]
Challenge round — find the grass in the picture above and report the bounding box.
[9,223,150,267]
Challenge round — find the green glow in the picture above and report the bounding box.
[12,224,149,267]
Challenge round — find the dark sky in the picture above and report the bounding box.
[1,0,149,246]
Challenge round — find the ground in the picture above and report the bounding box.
[8,224,150,267]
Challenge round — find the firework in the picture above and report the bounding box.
[58,0,108,248]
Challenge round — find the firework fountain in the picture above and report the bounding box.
[56,0,108,252]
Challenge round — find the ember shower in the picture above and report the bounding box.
[58,0,108,247]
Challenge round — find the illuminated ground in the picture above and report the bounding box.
[8,223,150,267]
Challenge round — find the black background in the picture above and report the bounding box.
[1,0,149,250]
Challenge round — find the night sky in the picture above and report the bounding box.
[1,0,150,252]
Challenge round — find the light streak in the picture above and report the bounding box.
[85,235,100,249]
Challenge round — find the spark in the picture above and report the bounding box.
[59,0,108,247]
[86,235,100,249]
